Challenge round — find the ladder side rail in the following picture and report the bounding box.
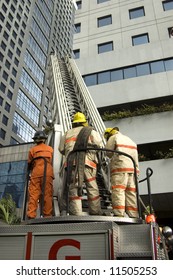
[51,55,72,133]
[68,61,105,135]
[66,57,106,143]
[54,56,72,131]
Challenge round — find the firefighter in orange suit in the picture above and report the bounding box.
[27,130,54,219]
[104,127,139,218]
[59,112,103,216]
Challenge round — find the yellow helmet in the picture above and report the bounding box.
[104,127,119,140]
[72,112,87,123]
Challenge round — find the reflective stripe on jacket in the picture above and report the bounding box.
[59,126,103,169]
[105,131,139,174]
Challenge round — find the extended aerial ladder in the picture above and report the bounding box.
[47,54,109,215]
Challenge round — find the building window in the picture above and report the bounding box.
[0,96,3,106]
[111,69,123,81]
[97,0,110,3]
[3,31,9,41]
[6,21,11,31]
[0,82,6,93]
[10,4,16,13]
[10,39,15,49]
[98,41,113,54]
[75,23,81,33]
[168,27,173,37]
[132,33,149,46]
[5,102,11,112]
[2,115,8,126]
[98,71,110,84]
[124,66,136,79]
[84,74,97,86]
[129,7,145,19]
[18,38,23,47]
[12,112,35,142]
[76,1,82,9]
[164,58,173,71]
[5,60,11,70]
[73,49,80,59]
[2,4,8,13]
[83,57,173,86]
[1,41,7,51]
[14,21,19,30]
[16,47,21,56]
[12,67,17,77]
[0,12,5,22]
[136,63,150,76]
[16,89,40,126]
[3,71,8,81]
[20,69,42,105]
[0,52,4,62]
[10,78,15,88]
[8,12,13,22]
[7,89,13,100]
[150,61,165,74]
[7,49,13,59]
[14,57,19,66]
[12,30,17,39]
[162,0,173,11]
[10,137,19,145]
[0,128,6,140]
[98,15,112,27]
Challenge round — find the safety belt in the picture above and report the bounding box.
[68,126,93,196]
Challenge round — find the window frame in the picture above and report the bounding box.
[74,23,81,33]
[98,41,113,54]
[76,1,82,10]
[73,49,80,59]
[97,15,112,28]
[97,0,110,4]
[162,0,173,11]
[129,6,145,19]
[132,33,149,46]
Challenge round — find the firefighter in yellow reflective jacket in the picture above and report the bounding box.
[59,112,103,216]
[27,131,54,219]
[104,127,139,218]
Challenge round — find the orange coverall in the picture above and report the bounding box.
[27,142,54,218]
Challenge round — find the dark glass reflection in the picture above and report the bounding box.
[0,160,27,208]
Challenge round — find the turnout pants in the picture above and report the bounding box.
[111,172,139,218]
[69,166,102,215]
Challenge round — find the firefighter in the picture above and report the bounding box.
[27,130,54,219]
[59,112,103,216]
[104,127,139,218]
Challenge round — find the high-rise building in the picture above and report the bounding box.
[0,0,76,146]
[73,0,173,222]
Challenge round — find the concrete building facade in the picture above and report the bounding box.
[73,0,173,222]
